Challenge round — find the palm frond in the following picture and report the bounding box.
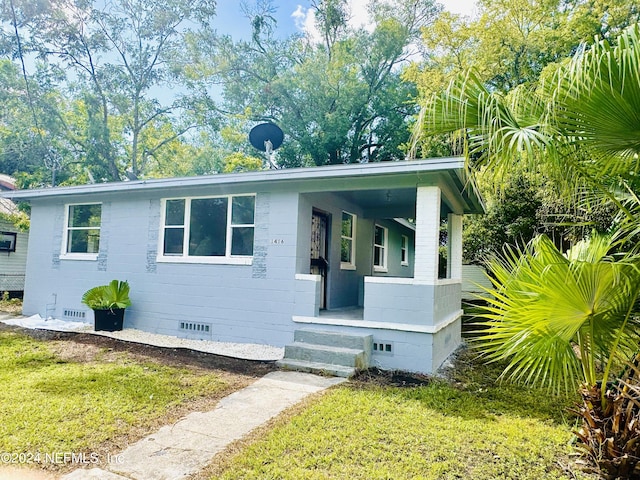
[555,24,640,178]
[475,234,640,393]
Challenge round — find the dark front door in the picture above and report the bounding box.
[310,210,329,309]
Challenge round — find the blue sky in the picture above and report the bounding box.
[211,0,478,40]
[212,1,304,39]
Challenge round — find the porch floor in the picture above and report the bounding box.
[319,307,364,321]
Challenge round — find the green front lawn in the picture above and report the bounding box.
[211,354,594,480]
[0,330,231,462]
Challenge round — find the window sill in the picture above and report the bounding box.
[401,262,409,267]
[60,253,99,261]
[340,263,356,271]
[157,256,252,266]
[373,266,388,273]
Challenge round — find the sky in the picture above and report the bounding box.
[212,0,478,40]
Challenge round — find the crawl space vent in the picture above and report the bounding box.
[63,309,87,321]
[373,341,393,354]
[179,322,211,334]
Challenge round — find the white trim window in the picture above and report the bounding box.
[401,234,409,266]
[340,211,357,270]
[159,194,255,264]
[62,203,102,259]
[373,224,388,272]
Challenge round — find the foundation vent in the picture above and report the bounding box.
[179,322,211,334]
[373,341,393,355]
[63,309,87,321]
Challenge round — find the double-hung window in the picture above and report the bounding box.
[340,211,356,269]
[160,195,255,264]
[373,224,388,272]
[401,235,409,266]
[62,203,102,259]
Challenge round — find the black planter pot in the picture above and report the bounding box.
[93,308,125,332]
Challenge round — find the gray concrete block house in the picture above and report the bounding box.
[2,158,483,375]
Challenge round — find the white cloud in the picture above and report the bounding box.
[349,0,374,31]
[292,4,321,44]
[440,0,478,17]
[290,0,479,51]
[291,1,375,45]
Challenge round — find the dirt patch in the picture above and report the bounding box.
[0,300,22,316]
[47,339,123,364]
[0,323,277,378]
[351,367,432,387]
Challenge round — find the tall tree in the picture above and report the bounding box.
[416,0,640,95]
[195,0,440,166]
[1,0,217,182]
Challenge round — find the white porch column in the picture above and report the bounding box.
[447,213,463,280]
[414,186,441,283]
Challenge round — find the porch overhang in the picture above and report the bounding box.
[1,158,485,216]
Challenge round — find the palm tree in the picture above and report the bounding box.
[415,23,640,385]
[479,234,640,394]
[413,25,640,227]
[414,24,640,476]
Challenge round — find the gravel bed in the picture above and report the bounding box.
[91,328,284,361]
[1,314,284,361]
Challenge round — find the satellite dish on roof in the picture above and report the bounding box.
[249,123,284,152]
[249,123,284,170]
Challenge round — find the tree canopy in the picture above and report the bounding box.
[1,0,639,187]
[193,0,441,167]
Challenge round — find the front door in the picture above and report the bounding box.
[310,210,329,309]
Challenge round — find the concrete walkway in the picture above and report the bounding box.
[61,372,345,480]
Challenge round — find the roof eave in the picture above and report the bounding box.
[0,158,467,201]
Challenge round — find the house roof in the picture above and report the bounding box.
[0,174,15,192]
[0,175,18,215]
[0,158,485,215]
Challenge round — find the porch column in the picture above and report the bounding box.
[414,186,441,283]
[447,213,463,280]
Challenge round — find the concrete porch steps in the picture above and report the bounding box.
[276,329,373,378]
[276,359,356,378]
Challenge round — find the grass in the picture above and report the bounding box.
[0,329,232,465]
[208,351,595,480]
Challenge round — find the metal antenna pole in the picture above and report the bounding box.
[264,140,278,169]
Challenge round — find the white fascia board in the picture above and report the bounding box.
[0,158,465,201]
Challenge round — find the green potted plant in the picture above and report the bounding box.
[82,280,131,332]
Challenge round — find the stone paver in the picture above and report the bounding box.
[61,371,345,480]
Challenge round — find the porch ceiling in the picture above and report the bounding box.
[335,188,452,219]
[336,188,413,219]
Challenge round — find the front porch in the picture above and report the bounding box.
[286,173,482,375]
[291,275,464,374]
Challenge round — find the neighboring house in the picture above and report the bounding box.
[0,175,28,296]
[2,159,484,374]
[461,264,493,301]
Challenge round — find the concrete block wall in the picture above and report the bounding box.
[293,274,321,317]
[22,190,304,347]
[431,316,462,369]
[363,279,461,326]
[291,321,444,373]
[363,279,435,325]
[433,282,462,324]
